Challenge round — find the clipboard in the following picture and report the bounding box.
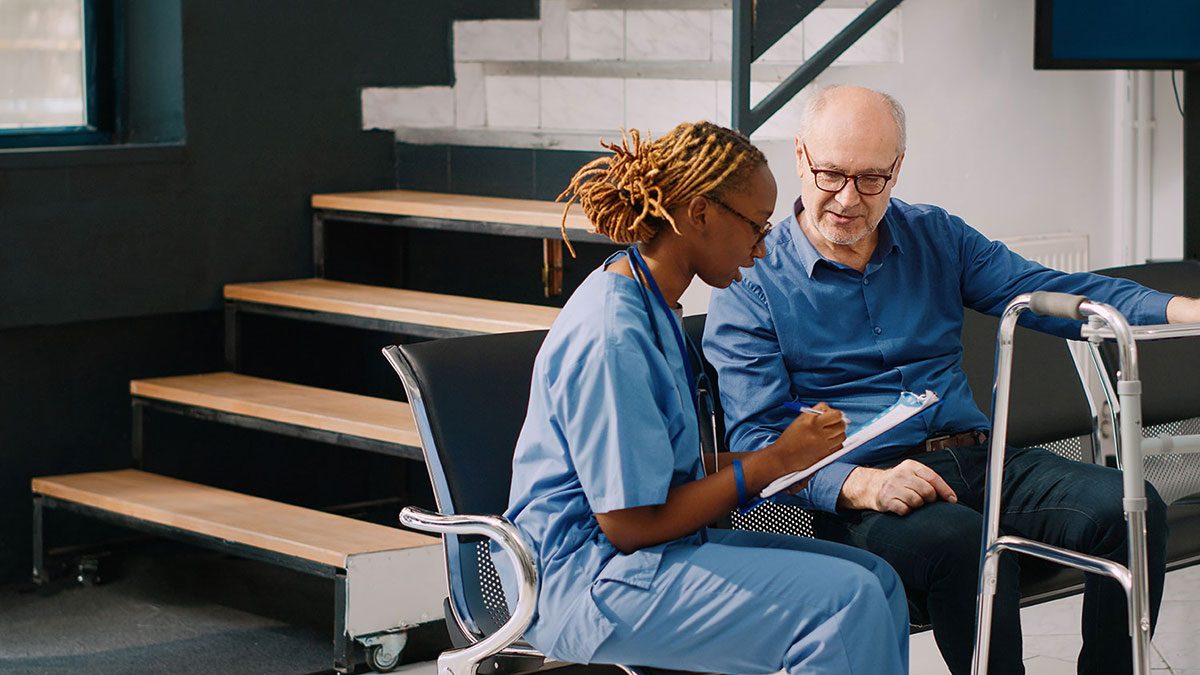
[758,390,941,499]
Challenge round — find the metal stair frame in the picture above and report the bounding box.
[732,0,904,135]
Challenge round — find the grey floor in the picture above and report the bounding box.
[0,543,446,674]
[2,542,1197,674]
[909,564,1200,675]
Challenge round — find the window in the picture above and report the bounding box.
[0,0,116,147]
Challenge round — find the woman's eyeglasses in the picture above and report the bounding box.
[705,194,773,244]
[801,143,899,196]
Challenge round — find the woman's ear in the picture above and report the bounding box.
[685,195,710,233]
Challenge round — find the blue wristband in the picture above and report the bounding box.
[731,459,748,506]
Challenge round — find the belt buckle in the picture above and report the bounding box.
[922,433,952,453]
[923,430,988,453]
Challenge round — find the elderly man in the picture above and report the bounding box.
[704,84,1200,675]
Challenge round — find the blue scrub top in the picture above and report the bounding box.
[498,252,705,658]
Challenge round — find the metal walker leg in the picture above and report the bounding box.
[971,292,1152,675]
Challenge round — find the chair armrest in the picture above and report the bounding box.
[399,506,540,675]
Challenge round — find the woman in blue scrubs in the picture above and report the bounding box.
[500,122,909,674]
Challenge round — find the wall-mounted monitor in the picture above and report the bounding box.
[1035,0,1200,69]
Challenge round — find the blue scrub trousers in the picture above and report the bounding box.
[586,528,909,675]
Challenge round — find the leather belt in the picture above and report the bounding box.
[911,429,989,454]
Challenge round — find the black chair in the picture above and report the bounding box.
[384,332,706,675]
[384,331,548,675]
[1097,261,1200,503]
[1094,262,1200,568]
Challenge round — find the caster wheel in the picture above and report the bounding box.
[367,643,402,672]
[76,558,102,586]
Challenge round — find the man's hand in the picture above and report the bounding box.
[1167,296,1200,324]
[837,460,958,515]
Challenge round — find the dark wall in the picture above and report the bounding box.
[368,144,615,306]
[0,0,538,583]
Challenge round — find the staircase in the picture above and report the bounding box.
[362,0,903,150]
[32,191,575,673]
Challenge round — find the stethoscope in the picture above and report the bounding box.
[625,246,722,480]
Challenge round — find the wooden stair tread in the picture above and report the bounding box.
[130,373,419,448]
[32,470,437,567]
[311,189,594,233]
[225,278,559,333]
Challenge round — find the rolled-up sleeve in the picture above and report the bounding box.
[783,460,857,513]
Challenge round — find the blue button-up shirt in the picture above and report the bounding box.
[704,197,1172,513]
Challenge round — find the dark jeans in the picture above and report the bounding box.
[811,445,1168,675]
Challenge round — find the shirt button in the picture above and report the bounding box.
[863,278,870,285]
[873,326,883,335]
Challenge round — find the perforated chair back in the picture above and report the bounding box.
[385,330,548,642]
[1097,261,1200,504]
[960,309,1097,460]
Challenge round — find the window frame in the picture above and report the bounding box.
[0,0,121,149]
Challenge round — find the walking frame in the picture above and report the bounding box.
[972,292,1200,675]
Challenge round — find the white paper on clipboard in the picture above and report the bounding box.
[758,390,941,499]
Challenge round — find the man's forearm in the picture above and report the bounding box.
[1166,296,1200,324]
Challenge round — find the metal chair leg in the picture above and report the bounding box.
[334,571,354,673]
[32,495,47,585]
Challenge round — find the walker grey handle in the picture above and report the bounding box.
[1028,292,1088,320]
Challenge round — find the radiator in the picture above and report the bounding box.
[1000,232,1113,460]
[1001,233,1090,273]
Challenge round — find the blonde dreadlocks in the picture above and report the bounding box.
[557,121,767,256]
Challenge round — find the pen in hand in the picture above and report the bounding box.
[783,401,850,424]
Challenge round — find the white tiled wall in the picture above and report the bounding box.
[454,63,486,128]
[625,10,712,61]
[485,76,539,128]
[453,20,541,62]
[710,10,732,61]
[626,79,717,133]
[362,87,455,129]
[540,76,624,130]
[568,10,624,61]
[760,23,807,63]
[539,0,570,61]
[372,2,904,140]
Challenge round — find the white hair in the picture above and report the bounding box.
[797,84,907,154]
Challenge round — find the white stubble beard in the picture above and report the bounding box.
[813,213,877,247]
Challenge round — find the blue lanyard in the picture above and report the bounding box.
[627,246,698,420]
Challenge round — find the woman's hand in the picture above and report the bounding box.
[764,402,847,477]
[595,403,845,553]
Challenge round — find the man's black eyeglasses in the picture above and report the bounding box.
[802,143,899,196]
[705,194,773,244]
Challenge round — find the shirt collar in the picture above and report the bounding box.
[788,196,903,277]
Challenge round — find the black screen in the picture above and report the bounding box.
[1035,0,1200,69]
